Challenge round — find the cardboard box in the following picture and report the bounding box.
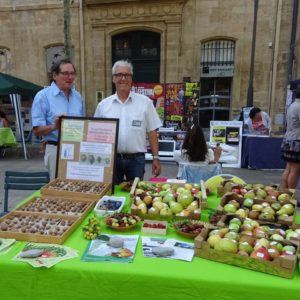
[41,178,112,202]
[130,178,202,220]
[94,196,126,217]
[194,227,299,278]
[142,220,168,235]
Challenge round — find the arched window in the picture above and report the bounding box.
[201,40,235,67]
[0,48,11,73]
[46,45,67,82]
[112,31,160,84]
[199,40,235,128]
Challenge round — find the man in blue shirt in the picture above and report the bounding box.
[32,59,84,179]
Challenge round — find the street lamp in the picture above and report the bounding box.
[246,0,259,107]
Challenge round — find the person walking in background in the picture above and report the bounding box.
[32,59,84,180]
[244,107,271,135]
[0,110,9,128]
[281,85,300,188]
[94,59,162,184]
[173,123,222,179]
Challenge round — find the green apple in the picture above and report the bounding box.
[176,187,186,194]
[152,201,164,211]
[244,191,255,199]
[169,201,183,214]
[224,203,237,213]
[277,193,291,203]
[148,206,160,216]
[159,207,173,216]
[262,207,275,215]
[215,238,238,253]
[270,241,283,252]
[281,245,296,254]
[162,183,171,191]
[228,200,240,209]
[229,217,242,226]
[270,233,284,242]
[238,242,253,254]
[228,223,240,233]
[285,231,300,240]
[209,229,221,236]
[224,231,239,240]
[177,190,193,208]
[207,234,222,248]
[176,209,191,217]
[256,189,267,198]
[277,203,294,215]
[137,203,147,214]
[162,192,175,204]
[271,202,281,211]
[252,204,263,212]
[186,201,199,211]
[243,198,254,208]
[235,209,247,219]
[254,238,270,250]
[152,196,162,203]
[258,212,275,222]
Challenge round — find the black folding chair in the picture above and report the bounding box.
[1,171,50,216]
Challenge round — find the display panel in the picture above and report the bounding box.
[56,116,119,187]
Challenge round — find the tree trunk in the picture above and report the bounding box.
[64,0,71,59]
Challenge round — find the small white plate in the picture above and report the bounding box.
[94,196,126,218]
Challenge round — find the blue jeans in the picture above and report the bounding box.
[114,153,145,185]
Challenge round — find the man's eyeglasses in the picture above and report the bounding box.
[113,73,133,79]
[59,71,77,77]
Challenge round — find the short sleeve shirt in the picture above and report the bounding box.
[94,91,162,153]
[285,99,300,140]
[31,82,84,141]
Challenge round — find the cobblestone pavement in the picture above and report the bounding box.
[0,145,295,212]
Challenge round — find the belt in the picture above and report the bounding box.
[117,153,144,159]
[47,141,58,146]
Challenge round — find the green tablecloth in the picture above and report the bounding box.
[0,127,17,147]
[1,188,300,300]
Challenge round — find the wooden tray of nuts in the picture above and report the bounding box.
[16,196,94,217]
[0,211,83,244]
[41,178,112,202]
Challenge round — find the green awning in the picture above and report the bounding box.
[0,72,43,97]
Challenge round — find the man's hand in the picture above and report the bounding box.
[213,145,222,162]
[152,159,161,177]
[53,114,66,130]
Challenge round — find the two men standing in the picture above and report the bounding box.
[32,59,161,183]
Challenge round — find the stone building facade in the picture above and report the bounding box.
[0,0,299,132]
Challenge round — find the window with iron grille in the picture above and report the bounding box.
[201,40,235,66]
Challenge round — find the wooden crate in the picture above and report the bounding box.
[217,192,297,226]
[194,227,299,278]
[16,195,95,217]
[41,178,112,202]
[129,177,203,221]
[0,196,94,244]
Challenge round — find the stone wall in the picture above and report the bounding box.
[0,0,298,132]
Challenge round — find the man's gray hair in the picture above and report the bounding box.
[112,60,133,75]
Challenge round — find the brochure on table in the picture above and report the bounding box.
[56,116,119,185]
[209,120,243,168]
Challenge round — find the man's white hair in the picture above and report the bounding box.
[112,60,133,75]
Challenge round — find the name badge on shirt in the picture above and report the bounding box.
[132,120,142,127]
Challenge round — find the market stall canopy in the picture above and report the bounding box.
[290,79,300,90]
[0,72,43,160]
[0,72,43,96]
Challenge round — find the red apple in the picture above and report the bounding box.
[250,247,271,261]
